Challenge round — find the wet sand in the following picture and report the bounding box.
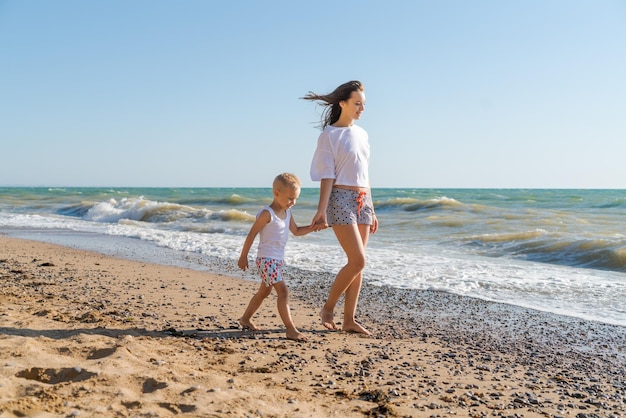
[1,235,624,417]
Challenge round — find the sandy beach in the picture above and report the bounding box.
[1,235,624,417]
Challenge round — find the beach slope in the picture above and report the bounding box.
[1,236,624,417]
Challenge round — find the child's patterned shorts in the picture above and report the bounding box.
[256,257,284,287]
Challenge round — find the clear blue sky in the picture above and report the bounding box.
[1,1,625,188]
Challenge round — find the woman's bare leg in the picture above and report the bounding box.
[320,223,369,333]
[341,224,370,334]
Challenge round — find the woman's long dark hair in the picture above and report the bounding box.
[301,80,364,129]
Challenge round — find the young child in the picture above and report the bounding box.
[237,173,320,341]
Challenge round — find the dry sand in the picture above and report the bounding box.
[0,235,624,417]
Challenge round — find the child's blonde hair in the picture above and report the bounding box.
[273,173,301,191]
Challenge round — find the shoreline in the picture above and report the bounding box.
[1,235,625,417]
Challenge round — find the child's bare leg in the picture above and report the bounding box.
[239,282,272,330]
[274,282,308,341]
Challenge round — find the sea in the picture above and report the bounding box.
[0,187,624,327]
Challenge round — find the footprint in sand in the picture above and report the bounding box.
[16,367,97,384]
[142,377,168,393]
[86,346,118,360]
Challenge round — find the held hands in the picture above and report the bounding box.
[310,210,328,232]
[311,220,328,232]
[309,210,378,233]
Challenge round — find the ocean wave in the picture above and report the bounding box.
[209,209,255,223]
[82,197,205,224]
[517,238,626,272]
[469,230,547,243]
[57,202,94,218]
[178,194,264,206]
[58,197,257,227]
[467,231,626,272]
[596,197,626,209]
[376,196,464,212]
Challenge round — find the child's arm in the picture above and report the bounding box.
[289,215,323,237]
[238,210,271,270]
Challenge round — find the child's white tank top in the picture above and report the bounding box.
[256,206,290,260]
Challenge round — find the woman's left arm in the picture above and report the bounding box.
[369,185,378,234]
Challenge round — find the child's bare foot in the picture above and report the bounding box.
[286,329,308,341]
[238,318,259,331]
[320,309,338,331]
[343,321,371,336]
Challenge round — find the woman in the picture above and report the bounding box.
[302,80,378,335]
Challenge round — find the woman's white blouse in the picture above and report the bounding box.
[310,125,370,187]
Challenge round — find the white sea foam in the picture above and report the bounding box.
[4,210,623,326]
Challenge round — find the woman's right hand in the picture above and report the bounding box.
[313,178,333,231]
[311,209,328,231]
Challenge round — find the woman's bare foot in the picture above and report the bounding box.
[343,321,371,335]
[238,318,259,331]
[320,309,338,330]
[286,329,308,341]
